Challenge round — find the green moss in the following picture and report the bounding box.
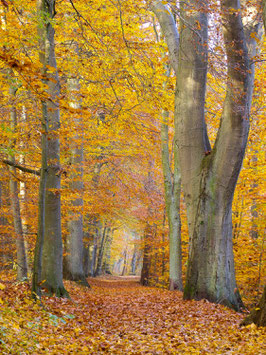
[200,154,213,171]
[183,282,196,300]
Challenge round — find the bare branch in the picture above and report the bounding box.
[1,159,40,176]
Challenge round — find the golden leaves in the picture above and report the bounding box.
[0,277,265,354]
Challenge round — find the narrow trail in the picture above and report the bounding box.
[1,276,265,354]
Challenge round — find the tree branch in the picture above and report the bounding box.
[1,159,40,176]
[151,0,179,74]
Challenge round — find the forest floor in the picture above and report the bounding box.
[0,274,265,354]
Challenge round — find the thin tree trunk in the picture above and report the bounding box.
[103,228,113,275]
[152,0,184,292]
[140,224,153,286]
[95,226,107,276]
[91,229,98,277]
[131,244,137,275]
[63,67,89,287]
[83,239,91,277]
[161,115,182,290]
[121,248,127,276]
[32,0,68,297]
[8,83,27,281]
[0,178,13,270]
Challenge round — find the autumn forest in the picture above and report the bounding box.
[0,0,265,353]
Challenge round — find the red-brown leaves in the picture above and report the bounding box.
[0,274,265,353]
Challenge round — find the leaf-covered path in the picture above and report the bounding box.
[0,276,265,354]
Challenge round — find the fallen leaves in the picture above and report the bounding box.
[0,275,265,354]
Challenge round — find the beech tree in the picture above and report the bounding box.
[8,81,28,281]
[152,0,262,310]
[32,0,68,297]
[153,4,182,291]
[241,0,266,326]
[63,46,89,287]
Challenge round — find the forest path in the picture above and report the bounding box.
[58,277,263,353]
[1,275,265,354]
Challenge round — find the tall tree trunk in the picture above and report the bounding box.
[161,114,182,290]
[63,68,89,287]
[32,0,68,297]
[152,1,183,292]
[8,83,28,281]
[153,0,262,310]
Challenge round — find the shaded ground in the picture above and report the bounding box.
[0,275,265,354]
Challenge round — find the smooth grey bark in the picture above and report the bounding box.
[161,113,182,291]
[32,0,68,298]
[153,0,261,310]
[152,3,183,290]
[63,70,89,287]
[151,1,179,75]
[8,83,28,281]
